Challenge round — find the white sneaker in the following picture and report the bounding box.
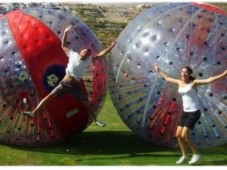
[95,120,106,127]
[188,154,201,165]
[24,111,35,118]
[176,155,188,164]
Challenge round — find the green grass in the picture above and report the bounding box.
[0,92,227,165]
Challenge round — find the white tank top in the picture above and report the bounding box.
[178,82,200,112]
[65,50,92,80]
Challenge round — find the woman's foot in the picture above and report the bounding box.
[24,111,35,118]
[176,155,188,164]
[188,154,201,165]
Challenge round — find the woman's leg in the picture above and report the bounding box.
[175,126,189,164]
[181,126,201,164]
[81,100,106,127]
[81,100,95,120]
[176,126,188,156]
[33,93,57,114]
[24,92,57,117]
[181,127,199,154]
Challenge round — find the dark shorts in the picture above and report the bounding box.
[178,110,201,130]
[51,81,88,101]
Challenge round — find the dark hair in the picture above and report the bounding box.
[80,48,92,57]
[182,66,195,81]
[86,48,91,53]
[82,48,91,53]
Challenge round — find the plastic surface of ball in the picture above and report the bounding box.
[109,3,227,147]
[0,8,107,146]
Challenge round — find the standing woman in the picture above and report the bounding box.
[152,64,227,165]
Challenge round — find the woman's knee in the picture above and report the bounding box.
[176,132,182,140]
[176,126,183,140]
[181,128,191,142]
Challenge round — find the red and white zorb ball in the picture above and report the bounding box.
[0,8,107,146]
[109,3,227,147]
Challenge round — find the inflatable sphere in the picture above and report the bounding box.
[109,3,227,147]
[0,8,107,146]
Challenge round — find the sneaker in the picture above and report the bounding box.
[176,155,188,164]
[188,154,201,165]
[24,111,35,118]
[95,120,106,127]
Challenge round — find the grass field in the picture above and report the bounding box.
[0,92,227,166]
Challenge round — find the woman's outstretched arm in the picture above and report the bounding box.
[194,70,227,85]
[61,25,73,55]
[152,64,180,85]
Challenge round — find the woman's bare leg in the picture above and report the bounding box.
[176,126,188,156]
[181,127,199,154]
[25,93,57,117]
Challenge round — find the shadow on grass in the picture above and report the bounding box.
[10,131,175,156]
[69,131,175,155]
[6,131,227,165]
[202,160,227,165]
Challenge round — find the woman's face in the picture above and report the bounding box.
[80,48,91,60]
[181,67,190,82]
